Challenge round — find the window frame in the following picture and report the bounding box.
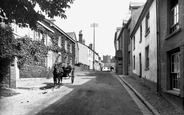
[127,29,130,44]
[58,36,62,48]
[132,36,135,50]
[170,52,180,91]
[133,55,135,70]
[170,3,179,33]
[145,11,150,36]
[145,46,149,70]
[70,44,72,53]
[140,24,142,43]
[65,40,68,51]
[128,51,130,66]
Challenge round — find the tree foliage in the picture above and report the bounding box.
[0,0,74,29]
[0,25,18,61]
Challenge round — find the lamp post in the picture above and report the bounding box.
[90,23,98,71]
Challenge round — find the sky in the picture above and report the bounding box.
[54,0,146,58]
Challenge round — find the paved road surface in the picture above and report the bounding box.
[35,71,143,115]
[1,71,151,115]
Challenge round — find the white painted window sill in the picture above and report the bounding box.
[165,90,180,96]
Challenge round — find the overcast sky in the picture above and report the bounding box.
[55,0,146,58]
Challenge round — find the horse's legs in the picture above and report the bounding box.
[58,76,63,88]
[53,74,57,89]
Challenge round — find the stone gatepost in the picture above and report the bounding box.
[10,57,19,88]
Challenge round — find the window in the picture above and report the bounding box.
[145,46,149,69]
[171,52,180,90]
[132,36,135,50]
[65,40,67,51]
[118,39,121,50]
[170,0,179,33]
[133,55,135,69]
[128,29,130,43]
[116,41,119,50]
[145,12,150,34]
[70,44,72,53]
[128,51,130,65]
[70,57,72,65]
[58,36,61,47]
[140,24,142,42]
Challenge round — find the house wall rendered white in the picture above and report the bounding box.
[78,43,88,65]
[88,49,93,69]
[132,0,157,83]
[11,22,55,69]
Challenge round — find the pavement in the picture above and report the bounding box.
[0,71,159,115]
[118,75,160,115]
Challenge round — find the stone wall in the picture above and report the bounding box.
[20,64,51,78]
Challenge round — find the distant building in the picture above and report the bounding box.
[77,31,101,71]
[102,55,115,71]
[103,55,111,63]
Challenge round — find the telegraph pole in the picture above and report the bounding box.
[90,23,98,71]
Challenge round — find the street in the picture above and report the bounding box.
[0,71,152,115]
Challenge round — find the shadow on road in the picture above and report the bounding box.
[34,71,100,115]
[33,71,142,115]
[0,88,20,97]
[39,83,54,90]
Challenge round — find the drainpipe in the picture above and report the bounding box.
[156,0,161,92]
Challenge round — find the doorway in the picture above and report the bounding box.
[139,53,142,78]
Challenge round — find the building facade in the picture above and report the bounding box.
[131,0,158,91]
[115,2,145,75]
[158,0,184,108]
[67,32,79,65]
[114,27,123,74]
[114,0,184,108]
[77,31,101,71]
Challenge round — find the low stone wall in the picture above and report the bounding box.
[20,65,52,78]
[74,65,81,72]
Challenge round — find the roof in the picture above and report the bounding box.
[67,32,77,41]
[77,41,99,56]
[37,21,55,33]
[44,19,75,43]
[67,32,79,49]
[129,2,145,10]
[130,0,154,37]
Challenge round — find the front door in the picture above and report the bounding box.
[139,53,142,78]
[171,52,180,91]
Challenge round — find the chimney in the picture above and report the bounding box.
[79,30,83,43]
[89,43,93,49]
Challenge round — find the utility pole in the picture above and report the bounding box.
[90,23,98,71]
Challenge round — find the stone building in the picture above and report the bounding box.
[158,0,184,108]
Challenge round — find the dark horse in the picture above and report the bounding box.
[53,62,74,88]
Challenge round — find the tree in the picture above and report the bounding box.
[0,0,74,29]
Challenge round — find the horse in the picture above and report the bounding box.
[53,62,74,88]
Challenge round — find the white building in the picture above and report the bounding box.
[131,0,157,90]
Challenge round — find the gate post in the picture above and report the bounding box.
[10,57,19,88]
